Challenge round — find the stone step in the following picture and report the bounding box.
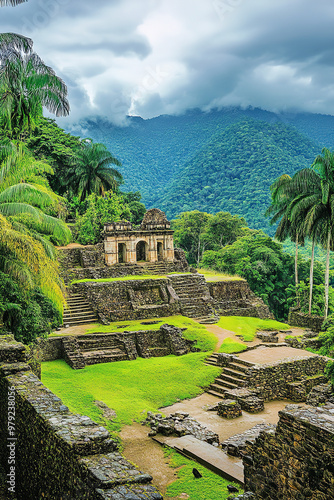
[218,374,246,386]
[209,383,229,394]
[63,318,98,326]
[197,316,220,324]
[204,361,219,367]
[223,368,250,381]
[214,378,240,389]
[82,350,128,365]
[63,314,98,322]
[229,362,251,373]
[206,388,226,398]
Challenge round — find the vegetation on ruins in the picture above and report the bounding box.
[84,316,218,352]
[217,316,290,342]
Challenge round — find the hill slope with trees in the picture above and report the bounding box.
[72,107,334,233]
[161,120,319,234]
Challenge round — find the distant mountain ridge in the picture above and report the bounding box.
[65,107,334,233]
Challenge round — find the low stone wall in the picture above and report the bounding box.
[288,310,324,331]
[244,404,334,499]
[244,355,328,401]
[208,281,272,319]
[0,335,162,500]
[58,246,189,284]
[72,278,180,322]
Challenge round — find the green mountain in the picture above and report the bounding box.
[159,120,319,234]
[66,107,334,233]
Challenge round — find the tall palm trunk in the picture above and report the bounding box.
[295,234,300,307]
[325,231,331,319]
[308,239,315,316]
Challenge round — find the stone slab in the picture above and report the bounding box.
[160,435,244,485]
[238,346,318,365]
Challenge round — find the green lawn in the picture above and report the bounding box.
[71,274,167,284]
[217,316,290,341]
[41,354,220,434]
[85,315,218,352]
[218,337,248,354]
[196,268,243,282]
[165,448,243,500]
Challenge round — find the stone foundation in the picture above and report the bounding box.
[243,404,334,499]
[0,335,162,500]
[243,355,328,401]
[217,400,242,418]
[288,310,324,331]
[208,281,272,319]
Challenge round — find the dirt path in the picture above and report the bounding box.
[120,423,180,500]
[121,394,304,499]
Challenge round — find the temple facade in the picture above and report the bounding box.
[103,209,175,266]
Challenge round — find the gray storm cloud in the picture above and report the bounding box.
[2,0,334,124]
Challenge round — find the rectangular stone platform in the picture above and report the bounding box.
[157,434,244,485]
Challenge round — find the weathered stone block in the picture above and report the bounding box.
[217,399,242,419]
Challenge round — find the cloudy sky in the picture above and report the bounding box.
[2,0,334,124]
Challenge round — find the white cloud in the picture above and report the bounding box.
[2,0,334,123]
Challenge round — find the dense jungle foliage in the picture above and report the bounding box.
[173,210,331,321]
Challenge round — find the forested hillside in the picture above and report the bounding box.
[67,107,334,233]
[160,120,319,234]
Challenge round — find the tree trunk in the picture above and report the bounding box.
[308,239,315,316]
[325,231,330,320]
[295,235,299,307]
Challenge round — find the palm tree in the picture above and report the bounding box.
[0,49,70,137]
[0,142,71,309]
[287,152,334,319]
[266,174,305,307]
[66,142,123,202]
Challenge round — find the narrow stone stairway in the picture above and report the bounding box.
[77,334,129,365]
[206,356,254,398]
[168,274,219,324]
[62,336,86,369]
[63,293,98,326]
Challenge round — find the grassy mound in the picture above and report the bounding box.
[218,337,248,354]
[85,315,218,352]
[217,316,290,341]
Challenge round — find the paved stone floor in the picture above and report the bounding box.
[238,345,316,364]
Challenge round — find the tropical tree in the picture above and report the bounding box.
[0,49,70,137]
[266,174,305,307]
[66,142,123,202]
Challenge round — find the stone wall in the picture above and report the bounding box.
[244,404,334,499]
[208,280,272,319]
[288,310,324,331]
[0,335,162,500]
[71,278,180,322]
[244,355,328,401]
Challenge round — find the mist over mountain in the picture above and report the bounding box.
[65,107,334,233]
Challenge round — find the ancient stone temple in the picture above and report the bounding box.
[104,208,175,266]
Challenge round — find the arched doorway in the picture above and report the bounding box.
[118,243,126,263]
[157,242,163,261]
[136,241,148,262]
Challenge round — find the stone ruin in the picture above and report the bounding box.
[104,208,175,266]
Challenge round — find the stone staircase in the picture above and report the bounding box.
[140,262,176,274]
[63,293,98,326]
[168,274,219,324]
[62,336,86,369]
[77,334,129,366]
[206,355,254,398]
